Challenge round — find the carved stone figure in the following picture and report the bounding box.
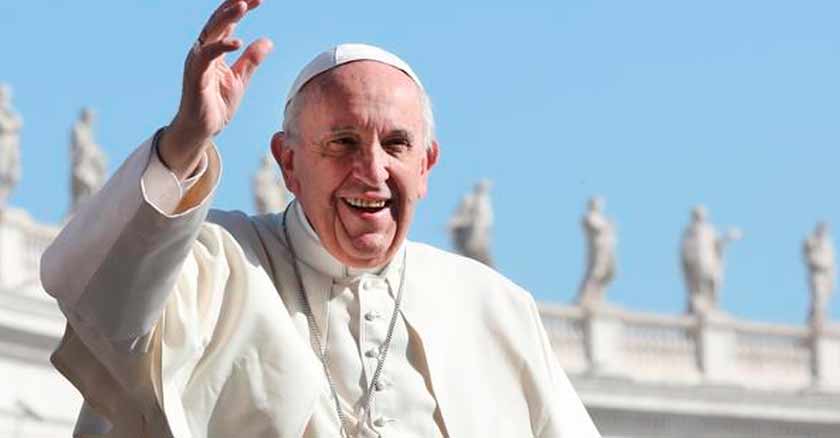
[804,222,835,327]
[0,84,22,208]
[70,108,107,213]
[253,153,289,214]
[449,179,494,266]
[680,205,741,316]
[577,196,616,307]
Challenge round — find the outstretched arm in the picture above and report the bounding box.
[41,0,272,341]
[41,4,278,436]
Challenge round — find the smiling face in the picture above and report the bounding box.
[272,61,439,268]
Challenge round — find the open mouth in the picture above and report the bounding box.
[343,197,392,214]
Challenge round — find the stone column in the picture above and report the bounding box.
[696,314,736,383]
[583,305,622,375]
[0,209,26,290]
[810,326,840,389]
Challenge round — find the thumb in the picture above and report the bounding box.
[232,37,274,86]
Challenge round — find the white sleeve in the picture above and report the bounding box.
[41,131,221,342]
[51,221,236,438]
[43,130,247,437]
[142,142,209,216]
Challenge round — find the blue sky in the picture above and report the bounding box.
[3,0,839,324]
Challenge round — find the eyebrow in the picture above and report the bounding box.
[383,129,413,141]
[328,126,359,134]
[327,126,415,142]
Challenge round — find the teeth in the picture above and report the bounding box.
[346,198,387,209]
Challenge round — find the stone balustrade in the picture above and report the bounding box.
[5,205,839,395]
[0,208,59,293]
[540,302,840,392]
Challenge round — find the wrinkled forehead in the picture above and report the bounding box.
[285,43,424,107]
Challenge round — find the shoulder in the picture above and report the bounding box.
[407,241,526,289]
[199,209,286,266]
[404,242,549,381]
[406,241,538,318]
[205,209,283,239]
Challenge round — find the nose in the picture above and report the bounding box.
[352,144,389,187]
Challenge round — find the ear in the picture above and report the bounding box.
[417,140,440,199]
[271,131,300,195]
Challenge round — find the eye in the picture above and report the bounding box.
[382,137,411,155]
[322,136,359,157]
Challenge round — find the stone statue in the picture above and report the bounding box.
[70,108,107,213]
[252,152,289,214]
[449,179,494,267]
[680,205,741,316]
[0,84,22,208]
[803,222,835,327]
[577,196,616,307]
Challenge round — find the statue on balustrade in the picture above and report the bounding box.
[70,108,107,213]
[680,205,741,316]
[253,152,289,214]
[577,196,616,307]
[449,179,494,267]
[0,84,22,208]
[803,222,835,327]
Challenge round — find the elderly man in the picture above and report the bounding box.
[42,1,599,437]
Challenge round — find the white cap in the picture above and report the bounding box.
[285,43,424,107]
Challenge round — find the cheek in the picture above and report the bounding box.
[305,180,338,208]
[393,173,424,206]
[299,158,346,203]
[408,163,430,201]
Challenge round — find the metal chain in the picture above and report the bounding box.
[282,209,406,438]
[359,254,406,426]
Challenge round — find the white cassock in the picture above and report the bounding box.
[42,134,600,438]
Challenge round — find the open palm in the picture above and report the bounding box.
[164,0,272,177]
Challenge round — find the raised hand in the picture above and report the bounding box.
[160,0,273,179]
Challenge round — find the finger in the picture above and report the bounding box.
[192,38,243,72]
[200,1,235,40]
[202,0,259,44]
[206,1,247,41]
[220,0,262,9]
[242,0,263,12]
[232,37,274,85]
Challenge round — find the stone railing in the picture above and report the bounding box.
[540,302,840,392]
[5,204,840,393]
[0,208,60,292]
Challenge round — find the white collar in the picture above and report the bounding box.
[286,200,404,281]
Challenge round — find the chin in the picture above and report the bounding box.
[338,231,403,268]
[344,241,394,267]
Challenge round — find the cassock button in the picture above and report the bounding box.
[365,347,379,358]
[364,311,380,322]
[373,417,387,428]
[374,381,387,391]
[370,278,385,289]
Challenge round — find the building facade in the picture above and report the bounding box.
[0,208,79,437]
[2,209,839,437]
[542,303,840,437]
